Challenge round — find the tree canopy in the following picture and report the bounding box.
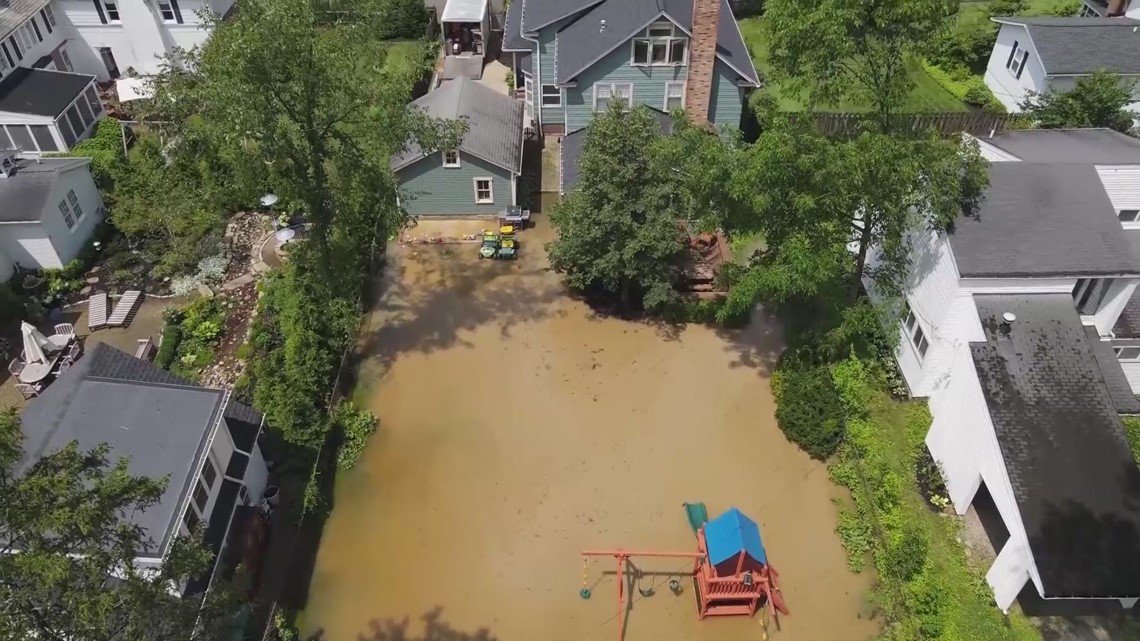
[547,105,692,311]
[1021,71,1136,133]
[765,0,959,129]
[0,408,241,641]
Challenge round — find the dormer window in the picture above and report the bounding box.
[443,149,460,168]
[632,22,688,67]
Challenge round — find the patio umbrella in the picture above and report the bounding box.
[20,322,49,364]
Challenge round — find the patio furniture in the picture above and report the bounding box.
[88,291,108,331]
[135,337,155,361]
[8,358,23,377]
[54,323,76,337]
[21,321,50,366]
[15,383,41,400]
[19,348,61,385]
[107,290,143,328]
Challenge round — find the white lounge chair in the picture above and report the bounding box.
[88,292,108,331]
[107,291,143,328]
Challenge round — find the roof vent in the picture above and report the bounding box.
[999,312,1016,338]
[600,19,606,32]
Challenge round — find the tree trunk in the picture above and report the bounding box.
[849,221,872,305]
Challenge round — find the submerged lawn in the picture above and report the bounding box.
[737,17,966,113]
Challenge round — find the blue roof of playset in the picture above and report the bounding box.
[705,507,767,566]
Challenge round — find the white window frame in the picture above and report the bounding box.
[474,177,494,204]
[631,22,688,67]
[66,189,84,228]
[1115,346,1140,361]
[157,0,179,22]
[1119,209,1140,223]
[102,1,121,23]
[42,5,56,29]
[58,199,74,230]
[443,149,460,168]
[903,303,929,360]
[1006,41,1029,79]
[540,84,560,108]
[59,47,73,72]
[183,452,220,533]
[593,82,633,111]
[664,81,685,112]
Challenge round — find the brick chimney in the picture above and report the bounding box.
[685,0,721,124]
[1107,0,1128,16]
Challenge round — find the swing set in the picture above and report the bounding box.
[580,506,789,641]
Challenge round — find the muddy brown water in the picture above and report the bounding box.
[300,220,877,641]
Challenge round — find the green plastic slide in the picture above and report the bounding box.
[683,502,709,535]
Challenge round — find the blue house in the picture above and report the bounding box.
[392,77,524,216]
[502,0,759,193]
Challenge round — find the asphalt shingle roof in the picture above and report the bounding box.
[948,163,1140,277]
[981,129,1140,164]
[502,0,530,51]
[1083,325,1140,414]
[0,157,90,223]
[971,294,1140,598]
[993,17,1140,75]
[0,67,96,117]
[555,0,759,86]
[561,108,674,193]
[392,77,523,173]
[520,0,605,32]
[19,344,226,557]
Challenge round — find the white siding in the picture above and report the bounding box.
[211,413,237,477]
[1097,166,1140,216]
[959,278,1078,294]
[984,25,1048,113]
[1121,361,1140,392]
[37,164,104,264]
[1093,279,1138,336]
[0,222,62,268]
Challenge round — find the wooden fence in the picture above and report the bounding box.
[797,111,1017,138]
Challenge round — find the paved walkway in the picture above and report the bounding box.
[478,57,511,95]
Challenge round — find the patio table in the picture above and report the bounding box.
[19,350,62,385]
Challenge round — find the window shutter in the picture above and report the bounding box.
[30,18,41,41]
[170,0,184,24]
[8,36,21,61]
[92,0,108,24]
[1,42,13,68]
[1016,51,1029,79]
[39,9,52,33]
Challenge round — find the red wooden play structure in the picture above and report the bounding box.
[581,506,789,640]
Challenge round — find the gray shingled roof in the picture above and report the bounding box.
[502,0,530,51]
[441,0,486,22]
[520,0,605,32]
[442,56,484,80]
[981,128,1140,164]
[0,0,48,41]
[1083,325,1140,414]
[948,163,1140,277]
[993,17,1140,75]
[555,0,760,86]
[392,77,523,173]
[971,294,1140,597]
[0,157,91,223]
[19,344,227,557]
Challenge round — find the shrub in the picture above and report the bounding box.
[771,364,845,459]
[0,283,23,324]
[334,402,378,471]
[155,323,182,369]
[505,70,515,92]
[374,0,429,39]
[1123,416,1140,467]
[65,119,126,194]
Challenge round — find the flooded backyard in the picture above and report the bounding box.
[300,219,877,641]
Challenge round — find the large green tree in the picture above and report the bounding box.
[765,0,958,129]
[547,105,689,311]
[148,0,455,285]
[1021,70,1136,133]
[0,409,242,641]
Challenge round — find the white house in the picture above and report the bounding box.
[0,153,104,277]
[880,129,1140,613]
[18,342,271,595]
[983,17,1140,114]
[57,0,234,79]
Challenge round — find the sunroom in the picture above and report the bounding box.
[0,67,104,154]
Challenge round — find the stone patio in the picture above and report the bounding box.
[0,295,185,408]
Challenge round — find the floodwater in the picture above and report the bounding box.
[301,219,877,641]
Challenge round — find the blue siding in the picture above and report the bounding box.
[397,152,514,216]
[538,29,561,126]
[710,60,746,130]
[563,36,687,132]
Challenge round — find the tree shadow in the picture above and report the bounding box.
[303,608,498,641]
[714,305,784,375]
[354,245,566,379]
